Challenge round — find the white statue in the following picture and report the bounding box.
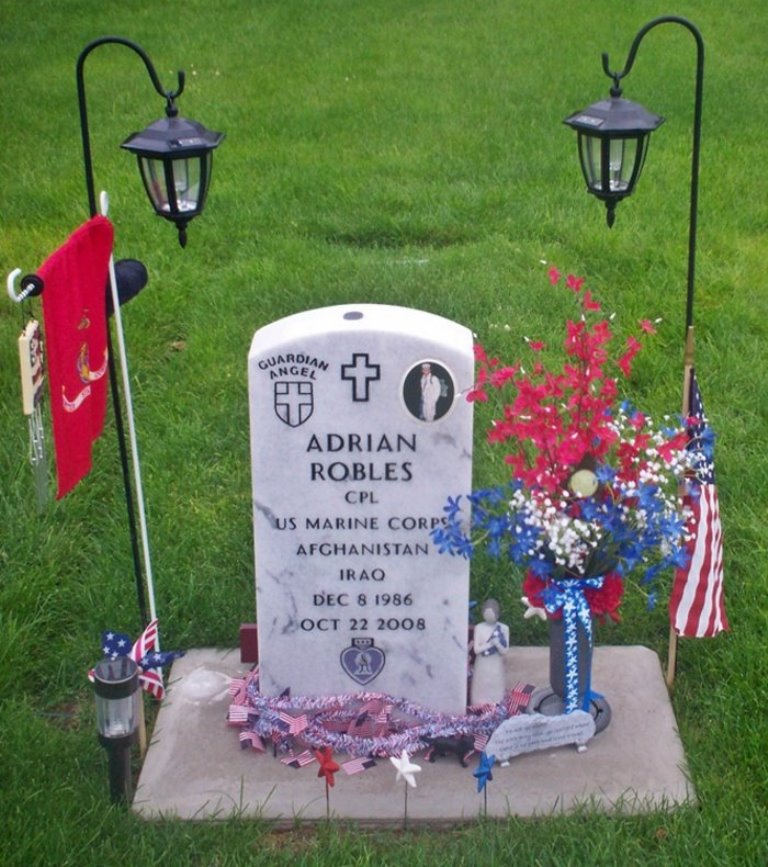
[470,598,510,707]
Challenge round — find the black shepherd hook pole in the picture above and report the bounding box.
[602,16,705,336]
[75,37,184,626]
[76,36,185,218]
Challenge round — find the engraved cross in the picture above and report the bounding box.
[341,353,381,402]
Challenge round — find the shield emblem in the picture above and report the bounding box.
[340,637,386,686]
[274,381,313,427]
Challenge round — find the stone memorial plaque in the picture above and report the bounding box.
[248,304,473,713]
[486,711,596,763]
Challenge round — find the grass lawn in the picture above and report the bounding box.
[1,1,766,864]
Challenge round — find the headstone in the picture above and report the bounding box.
[248,304,474,713]
[486,711,596,763]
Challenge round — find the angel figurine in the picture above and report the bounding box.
[470,598,510,706]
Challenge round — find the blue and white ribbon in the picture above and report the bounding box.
[545,576,604,713]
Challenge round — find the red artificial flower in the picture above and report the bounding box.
[490,364,519,388]
[657,430,689,462]
[566,274,585,292]
[581,290,601,312]
[639,319,657,335]
[467,365,490,402]
[522,570,548,611]
[522,570,624,622]
[618,335,642,377]
[467,387,489,403]
[471,267,674,496]
[584,573,624,622]
[548,266,562,285]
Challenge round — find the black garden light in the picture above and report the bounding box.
[563,94,664,228]
[92,655,140,803]
[121,109,223,248]
[564,16,704,335]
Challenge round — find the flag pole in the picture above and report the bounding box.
[666,325,696,689]
[100,194,159,634]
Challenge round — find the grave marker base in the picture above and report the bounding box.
[133,645,695,823]
[133,647,695,826]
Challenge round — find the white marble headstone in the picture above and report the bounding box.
[248,304,474,713]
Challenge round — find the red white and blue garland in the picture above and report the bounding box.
[228,667,533,762]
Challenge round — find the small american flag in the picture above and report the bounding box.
[131,620,166,699]
[348,699,389,737]
[342,756,377,775]
[277,712,309,735]
[229,678,248,707]
[228,704,250,725]
[669,372,728,638]
[281,750,315,768]
[505,682,535,716]
[239,731,265,752]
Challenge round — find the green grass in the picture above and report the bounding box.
[1,0,767,863]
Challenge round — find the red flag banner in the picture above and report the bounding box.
[39,216,114,498]
[669,371,729,637]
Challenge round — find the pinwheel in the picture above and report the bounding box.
[473,751,495,817]
[389,749,421,828]
[89,619,185,700]
[314,746,340,820]
[473,751,495,793]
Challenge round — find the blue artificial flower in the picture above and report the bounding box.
[529,557,553,578]
[443,495,463,521]
[670,547,691,569]
[596,464,616,485]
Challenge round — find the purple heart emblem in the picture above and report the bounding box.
[340,637,385,686]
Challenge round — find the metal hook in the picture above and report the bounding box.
[7,268,44,303]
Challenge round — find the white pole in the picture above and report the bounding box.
[100,191,159,637]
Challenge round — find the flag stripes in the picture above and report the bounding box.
[669,371,728,638]
[670,485,728,637]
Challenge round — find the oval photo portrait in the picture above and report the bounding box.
[402,360,455,423]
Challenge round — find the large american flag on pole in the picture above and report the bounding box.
[669,371,728,637]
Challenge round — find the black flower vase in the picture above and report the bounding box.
[529,616,612,733]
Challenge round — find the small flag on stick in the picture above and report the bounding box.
[342,756,377,776]
[669,370,728,639]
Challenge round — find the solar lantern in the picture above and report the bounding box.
[121,110,223,248]
[93,655,140,803]
[563,94,664,228]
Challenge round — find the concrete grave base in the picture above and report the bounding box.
[132,646,695,824]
